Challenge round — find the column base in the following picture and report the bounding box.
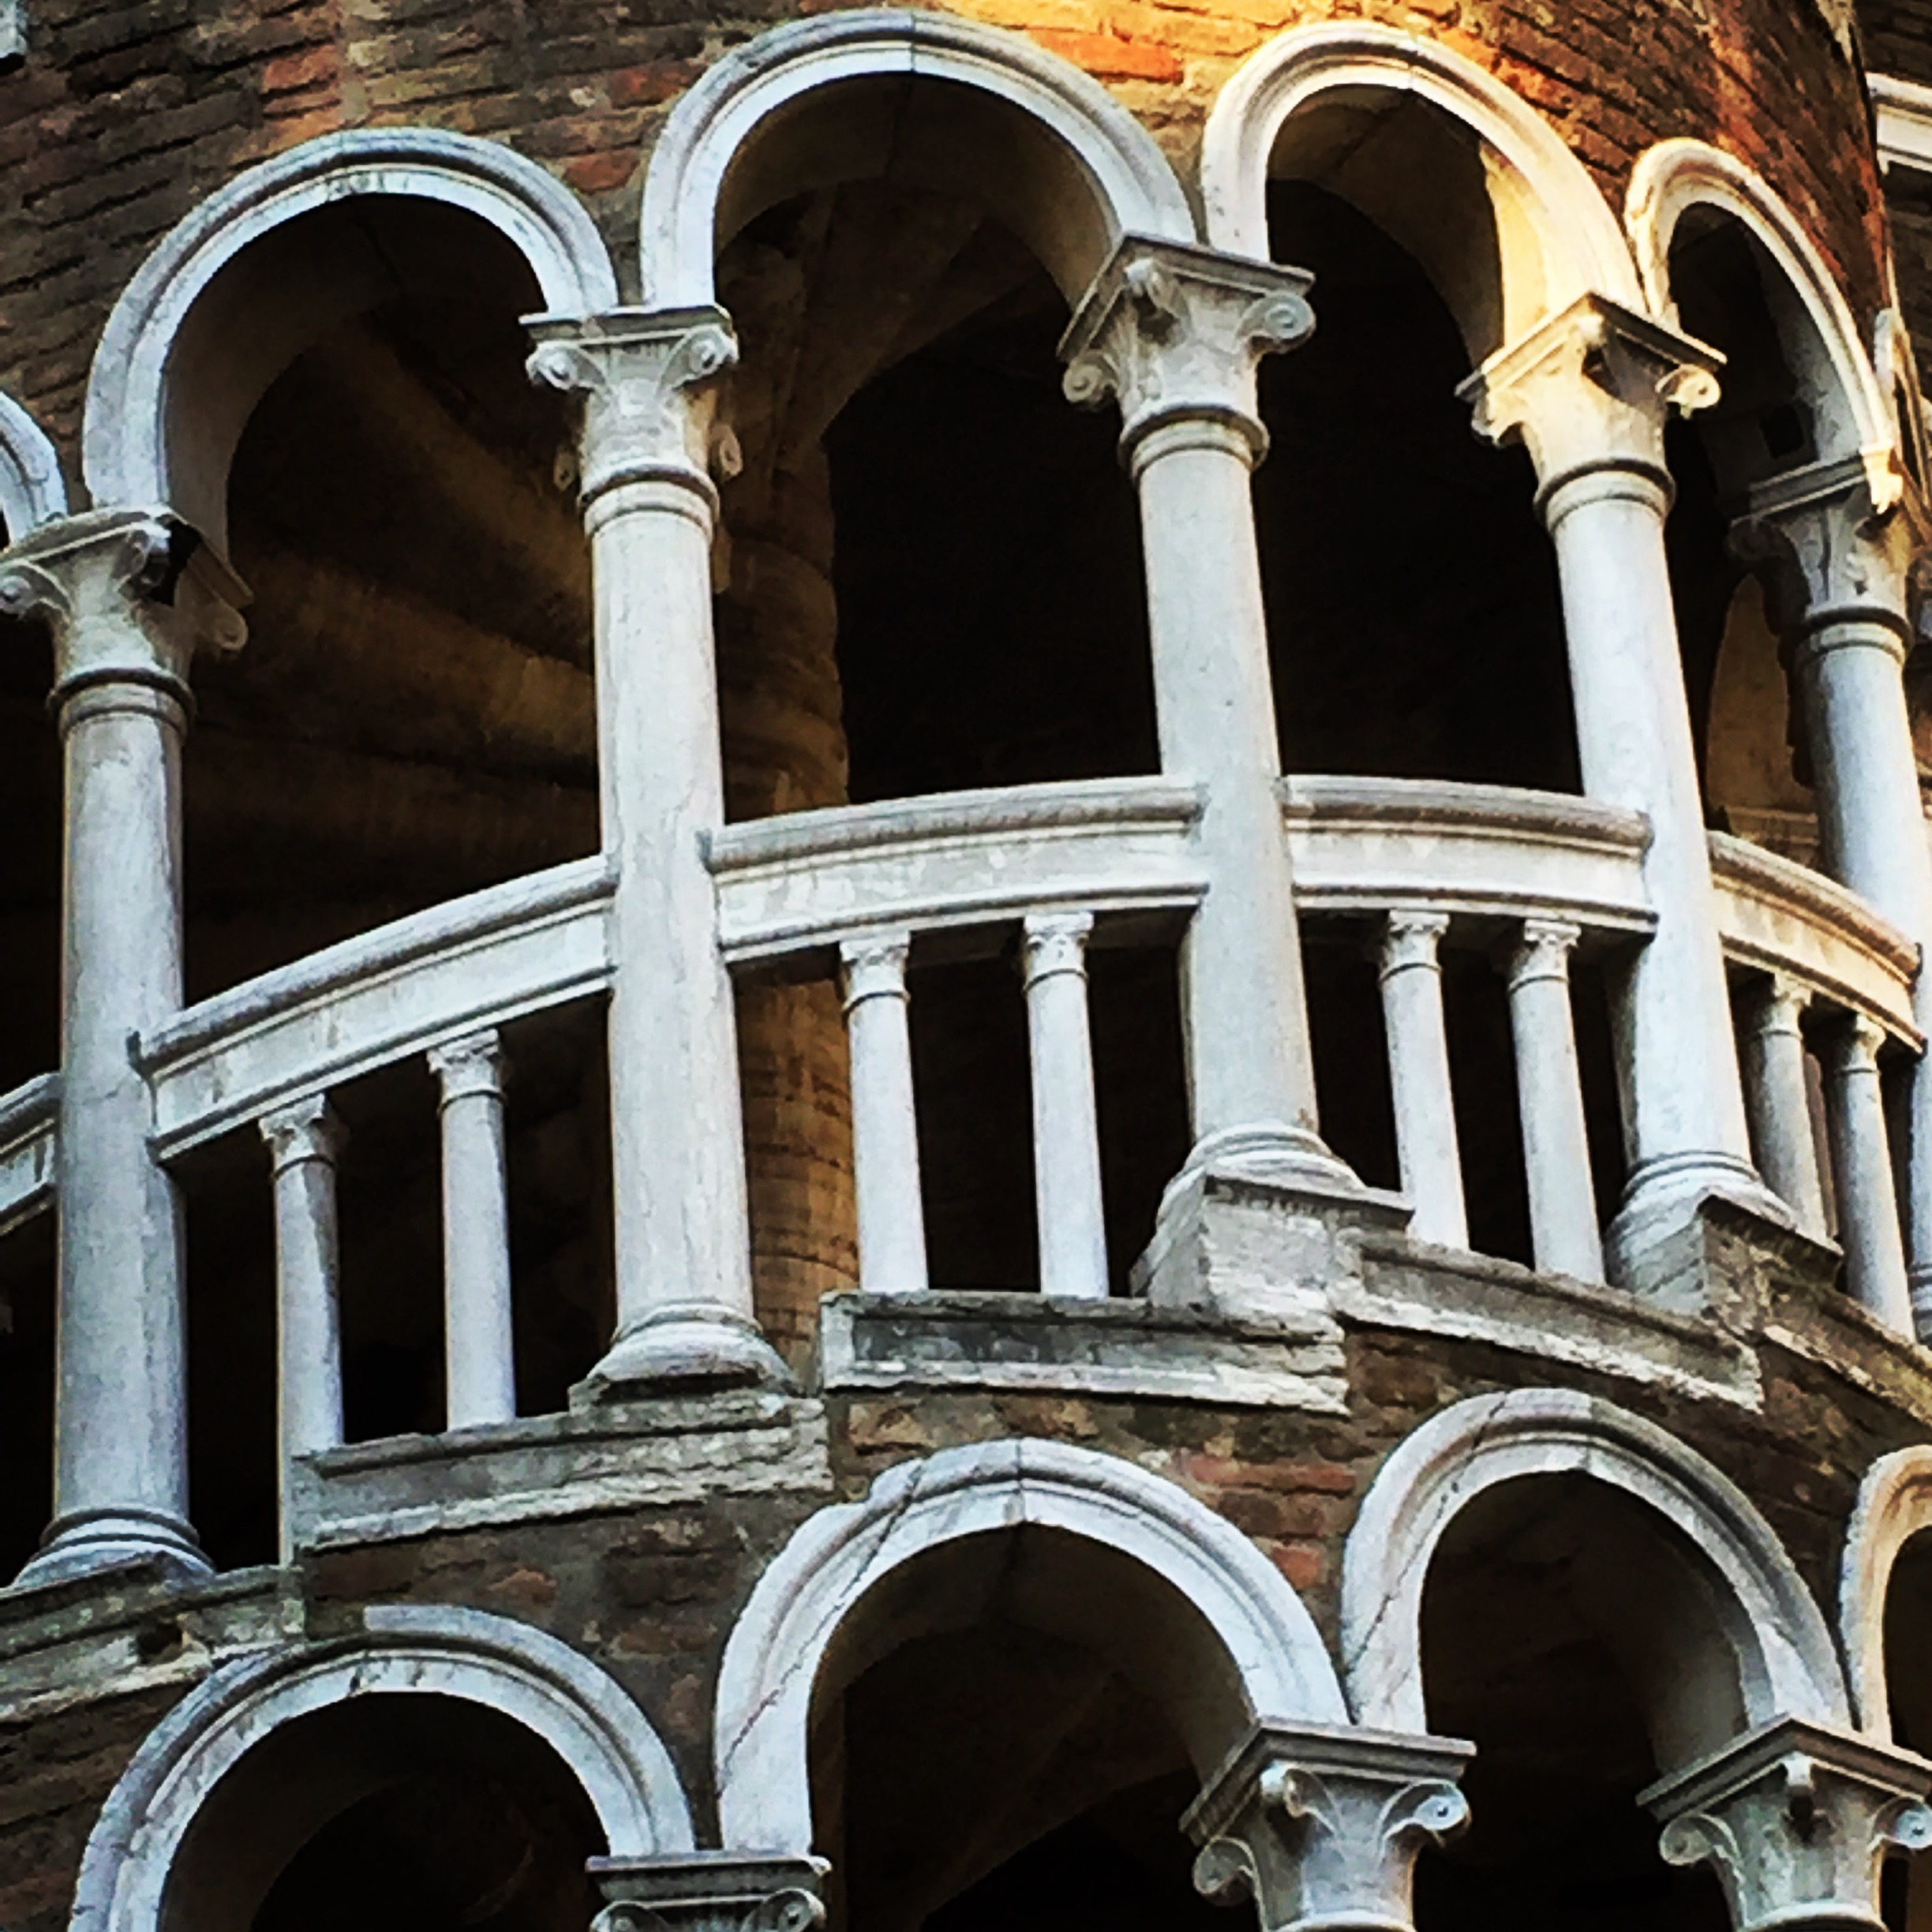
[590,1852,828,1932]
[1606,1153,1799,1296]
[572,1303,793,1405]
[13,1506,212,1590]
[1159,1124,1372,1216]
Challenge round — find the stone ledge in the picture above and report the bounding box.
[818,1288,1350,1411]
[290,1389,832,1553]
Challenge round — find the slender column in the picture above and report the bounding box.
[1185,1720,1473,1932]
[1063,240,1361,1208]
[529,309,784,1391]
[1505,919,1604,1282]
[1737,462,1932,1331]
[1376,912,1468,1249]
[1644,1717,1932,1932]
[260,1094,345,1558]
[427,1031,516,1427]
[1825,1014,1915,1333]
[1464,296,1792,1284]
[0,511,242,1586]
[1739,975,1830,1240]
[839,931,927,1294]
[1021,912,1109,1299]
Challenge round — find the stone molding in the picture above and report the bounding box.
[257,1091,344,1174]
[1642,1716,1932,1932]
[590,1853,828,1932]
[1340,1387,1849,1739]
[0,386,66,535]
[712,1436,1348,1853]
[1061,237,1315,467]
[636,9,1193,311]
[1184,1720,1473,1932]
[1200,21,1643,324]
[1625,139,1898,502]
[81,127,619,540]
[1840,1446,1932,1736]
[70,1604,694,1932]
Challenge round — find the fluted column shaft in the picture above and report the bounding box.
[530,309,784,1391]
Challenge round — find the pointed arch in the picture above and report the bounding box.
[1626,140,1894,490]
[712,1436,1346,1854]
[70,1604,693,1932]
[1841,1445,1932,1738]
[0,388,67,536]
[1341,1388,1848,1743]
[636,9,1196,310]
[1201,22,1641,359]
[82,127,618,541]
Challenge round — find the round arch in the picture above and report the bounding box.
[712,1436,1347,1853]
[0,389,67,537]
[1841,1445,1932,1738]
[636,9,1196,310]
[82,126,619,541]
[1341,1388,1848,1742]
[1626,140,1894,492]
[1200,22,1642,359]
[70,1604,695,1932]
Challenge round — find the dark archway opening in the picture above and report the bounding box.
[1881,1529,1932,1931]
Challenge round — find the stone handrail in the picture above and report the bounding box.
[0,1074,56,1235]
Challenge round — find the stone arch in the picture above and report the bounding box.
[82,126,619,547]
[1200,22,1642,362]
[0,388,66,537]
[712,1436,1346,1853]
[1841,1445,1932,1738]
[70,1604,695,1932]
[1627,140,1894,492]
[1341,1388,1848,1750]
[636,9,1196,310]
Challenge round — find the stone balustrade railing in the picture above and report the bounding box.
[0,777,1921,1563]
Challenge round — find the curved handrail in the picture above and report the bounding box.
[144,856,614,1158]
[0,1073,56,1234]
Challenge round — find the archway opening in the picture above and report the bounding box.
[159,1690,605,1932]
[805,1525,1244,1932]
[1882,1527,1932,1931]
[1413,1473,1735,1932]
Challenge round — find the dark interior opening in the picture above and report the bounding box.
[1256,181,1574,791]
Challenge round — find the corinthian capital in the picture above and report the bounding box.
[1184,1720,1473,1932]
[0,507,247,699]
[1643,1716,1932,1932]
[587,1852,827,1932]
[1061,238,1315,470]
[1460,293,1724,500]
[526,306,741,507]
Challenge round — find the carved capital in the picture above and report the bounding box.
[1020,909,1094,987]
[1732,457,1923,655]
[427,1028,507,1106]
[1183,1720,1473,1932]
[0,507,248,705]
[1642,1717,1932,1932]
[1460,294,1723,504]
[839,929,913,1011]
[260,1093,346,1172]
[1379,910,1451,983]
[1061,238,1315,470]
[1506,917,1581,993]
[588,1853,827,1932]
[527,307,740,509]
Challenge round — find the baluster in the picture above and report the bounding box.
[1377,911,1468,1249]
[1825,1015,1914,1334]
[1739,975,1829,1240]
[840,931,927,1293]
[1504,919,1604,1282]
[1021,912,1109,1299]
[428,1030,516,1427]
[260,1094,346,1559]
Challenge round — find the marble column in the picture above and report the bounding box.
[1062,240,1361,1211]
[0,509,244,1586]
[1022,911,1109,1299]
[1643,1716,1932,1932]
[1739,975,1830,1241]
[1737,460,1932,1333]
[529,309,785,1391]
[1378,911,1468,1249]
[260,1093,345,1559]
[428,1030,516,1428]
[1464,295,1793,1285]
[1825,1014,1915,1332]
[1184,1720,1473,1932]
[839,930,927,1294]
[1505,919,1605,1282]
